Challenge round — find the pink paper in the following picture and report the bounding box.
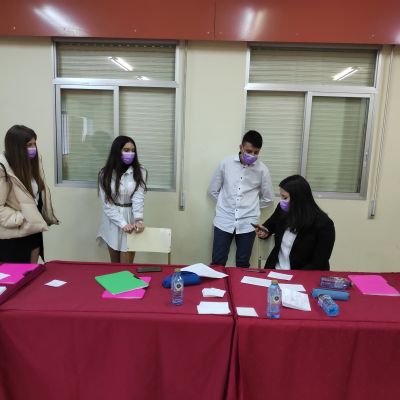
[348,274,400,296]
[102,276,151,299]
[0,263,39,284]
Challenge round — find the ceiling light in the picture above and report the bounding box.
[108,57,133,71]
[332,67,359,81]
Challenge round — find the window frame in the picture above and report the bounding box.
[52,38,183,191]
[244,44,381,200]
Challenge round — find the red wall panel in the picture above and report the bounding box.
[1,0,215,40]
[1,0,400,44]
[215,0,400,44]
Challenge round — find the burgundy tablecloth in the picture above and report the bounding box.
[227,268,400,400]
[0,261,235,400]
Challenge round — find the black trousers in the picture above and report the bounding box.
[211,226,256,267]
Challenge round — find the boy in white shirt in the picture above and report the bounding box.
[208,130,273,267]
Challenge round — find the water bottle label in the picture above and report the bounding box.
[173,281,183,291]
[272,295,280,304]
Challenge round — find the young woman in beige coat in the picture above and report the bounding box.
[0,125,58,263]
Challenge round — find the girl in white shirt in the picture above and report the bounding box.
[97,136,147,263]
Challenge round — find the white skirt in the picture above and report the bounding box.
[96,206,133,252]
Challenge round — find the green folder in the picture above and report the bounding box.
[95,271,149,295]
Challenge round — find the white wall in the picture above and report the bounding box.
[0,38,399,271]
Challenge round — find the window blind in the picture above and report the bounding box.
[57,42,176,81]
[249,47,377,86]
[246,91,304,190]
[306,96,368,192]
[61,89,114,182]
[120,88,176,189]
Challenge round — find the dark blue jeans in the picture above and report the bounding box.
[211,227,256,267]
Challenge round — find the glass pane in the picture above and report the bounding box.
[249,47,377,86]
[306,96,368,192]
[57,42,176,81]
[246,92,304,190]
[120,88,175,189]
[61,89,114,182]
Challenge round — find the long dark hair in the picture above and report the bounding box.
[279,175,326,232]
[4,125,45,197]
[99,136,147,203]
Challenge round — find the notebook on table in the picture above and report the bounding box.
[95,270,149,295]
[102,277,152,299]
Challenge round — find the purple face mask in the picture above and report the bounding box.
[121,151,135,165]
[279,199,290,212]
[242,152,258,165]
[27,147,37,160]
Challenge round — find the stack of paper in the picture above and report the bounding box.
[45,280,67,288]
[348,274,400,296]
[279,283,306,292]
[202,288,226,298]
[267,271,293,281]
[236,307,258,317]
[102,277,152,299]
[95,271,149,295]
[282,289,311,311]
[197,301,231,315]
[181,264,227,278]
[241,276,271,287]
[241,276,306,292]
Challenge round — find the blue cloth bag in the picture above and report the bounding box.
[311,288,350,301]
[162,271,201,288]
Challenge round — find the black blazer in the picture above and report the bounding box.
[263,206,335,270]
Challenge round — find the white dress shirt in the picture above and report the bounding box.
[97,166,145,251]
[276,229,297,270]
[208,154,273,234]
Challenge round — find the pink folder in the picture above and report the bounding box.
[348,274,400,296]
[0,263,39,284]
[102,276,152,299]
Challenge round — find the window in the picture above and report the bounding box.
[245,46,378,198]
[54,41,180,190]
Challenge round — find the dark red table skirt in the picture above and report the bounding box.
[227,268,400,400]
[2,262,400,400]
[0,261,235,400]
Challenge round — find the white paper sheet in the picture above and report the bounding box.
[182,263,228,278]
[278,283,306,292]
[202,288,226,298]
[267,271,293,281]
[0,273,10,281]
[197,301,231,315]
[45,280,67,287]
[236,307,258,317]
[282,289,311,311]
[0,286,7,295]
[241,276,271,287]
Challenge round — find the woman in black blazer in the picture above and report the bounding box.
[255,175,335,270]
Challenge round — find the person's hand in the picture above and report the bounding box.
[254,224,270,239]
[133,220,145,233]
[122,224,135,233]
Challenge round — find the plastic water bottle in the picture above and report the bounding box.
[267,280,281,319]
[317,294,339,317]
[171,268,184,305]
[320,276,352,290]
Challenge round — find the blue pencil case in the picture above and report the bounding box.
[311,288,350,301]
[162,271,201,288]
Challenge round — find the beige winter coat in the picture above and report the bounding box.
[0,153,59,239]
